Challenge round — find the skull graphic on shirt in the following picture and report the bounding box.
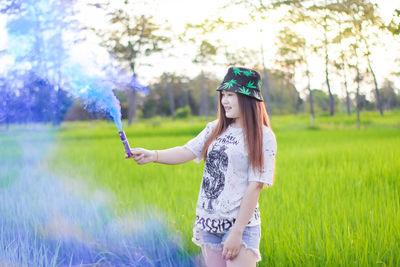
[202,144,228,211]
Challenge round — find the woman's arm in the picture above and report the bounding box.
[222,181,265,260]
[127,146,197,165]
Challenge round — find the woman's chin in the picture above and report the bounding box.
[225,113,237,119]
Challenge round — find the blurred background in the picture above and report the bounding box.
[0,0,399,125]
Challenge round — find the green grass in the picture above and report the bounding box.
[4,111,398,266]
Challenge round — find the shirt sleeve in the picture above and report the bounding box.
[183,120,217,163]
[248,127,277,186]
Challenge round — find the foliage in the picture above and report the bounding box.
[139,72,220,118]
[184,18,247,65]
[1,0,399,125]
[309,89,339,113]
[0,72,72,125]
[175,105,192,119]
[92,2,171,74]
[88,1,171,124]
[387,9,400,35]
[0,0,82,125]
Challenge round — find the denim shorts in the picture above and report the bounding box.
[192,224,262,262]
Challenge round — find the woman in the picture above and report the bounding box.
[127,67,277,267]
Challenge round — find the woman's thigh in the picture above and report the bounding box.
[226,246,257,267]
[201,245,258,267]
[201,245,226,267]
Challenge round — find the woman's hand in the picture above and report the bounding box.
[125,148,156,165]
[222,228,243,261]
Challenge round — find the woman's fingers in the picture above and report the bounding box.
[135,154,145,162]
[131,148,146,155]
[125,153,135,159]
[224,251,234,261]
[136,153,154,165]
[222,248,239,261]
[222,248,229,259]
[137,157,149,165]
[125,148,141,159]
[125,148,153,165]
[232,249,239,259]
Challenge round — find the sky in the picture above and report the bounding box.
[1,0,399,98]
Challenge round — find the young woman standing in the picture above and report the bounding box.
[127,67,277,267]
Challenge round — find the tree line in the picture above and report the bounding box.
[55,69,400,123]
[0,0,399,127]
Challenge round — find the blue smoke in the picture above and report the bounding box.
[0,129,194,266]
[2,0,148,129]
[0,1,195,266]
[60,64,124,130]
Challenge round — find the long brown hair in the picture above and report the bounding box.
[202,91,273,174]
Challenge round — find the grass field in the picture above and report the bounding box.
[1,111,399,266]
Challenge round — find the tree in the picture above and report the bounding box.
[275,27,306,116]
[183,26,215,118]
[311,89,330,112]
[91,1,171,124]
[141,73,213,118]
[387,9,400,36]
[275,19,317,124]
[336,0,385,116]
[331,3,352,116]
[184,18,245,119]
[277,73,286,115]
[378,79,398,110]
[0,71,72,125]
[350,42,362,128]
[308,1,336,116]
[260,30,272,116]
[188,72,220,116]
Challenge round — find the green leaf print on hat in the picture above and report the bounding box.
[233,67,242,75]
[246,81,256,89]
[216,66,264,101]
[243,70,253,77]
[253,91,261,100]
[222,79,238,89]
[238,86,251,96]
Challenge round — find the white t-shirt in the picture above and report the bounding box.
[184,120,277,233]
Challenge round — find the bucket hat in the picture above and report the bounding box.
[216,67,263,101]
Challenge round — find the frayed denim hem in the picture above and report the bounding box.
[192,226,261,262]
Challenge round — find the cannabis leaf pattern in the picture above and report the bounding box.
[233,68,242,75]
[222,79,238,89]
[218,67,263,100]
[246,81,256,89]
[253,91,261,100]
[238,86,250,95]
[243,70,253,77]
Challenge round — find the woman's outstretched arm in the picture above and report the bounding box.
[126,147,197,165]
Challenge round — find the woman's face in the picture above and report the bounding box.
[221,90,240,119]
